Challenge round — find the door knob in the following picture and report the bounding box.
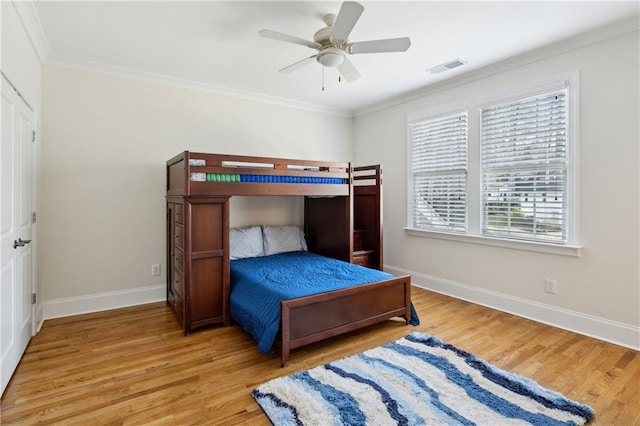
[13,238,32,249]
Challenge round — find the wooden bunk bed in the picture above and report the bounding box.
[166,151,413,366]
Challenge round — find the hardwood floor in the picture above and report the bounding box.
[2,287,639,425]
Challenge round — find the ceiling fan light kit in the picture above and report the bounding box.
[259,1,411,82]
[317,48,346,68]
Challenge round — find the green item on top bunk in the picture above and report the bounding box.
[206,173,240,182]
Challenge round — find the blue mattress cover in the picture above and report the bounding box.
[240,175,346,184]
[230,251,418,354]
[203,173,346,184]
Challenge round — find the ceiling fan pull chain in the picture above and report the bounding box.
[322,67,325,91]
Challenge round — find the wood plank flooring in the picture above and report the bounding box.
[2,287,639,425]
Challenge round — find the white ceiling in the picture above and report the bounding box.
[27,1,639,115]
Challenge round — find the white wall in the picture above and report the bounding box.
[354,23,639,349]
[1,1,43,328]
[40,65,353,315]
[1,2,41,102]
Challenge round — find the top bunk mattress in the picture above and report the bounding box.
[229,251,395,354]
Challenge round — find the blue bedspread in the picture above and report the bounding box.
[230,251,419,354]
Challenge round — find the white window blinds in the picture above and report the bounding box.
[410,112,468,232]
[481,90,568,243]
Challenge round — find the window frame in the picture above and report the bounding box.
[405,72,581,257]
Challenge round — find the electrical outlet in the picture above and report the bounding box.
[152,264,161,276]
[545,278,558,294]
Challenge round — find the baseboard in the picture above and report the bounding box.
[34,303,44,332]
[42,285,166,320]
[386,265,640,351]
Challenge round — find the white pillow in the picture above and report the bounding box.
[229,226,264,259]
[263,225,308,256]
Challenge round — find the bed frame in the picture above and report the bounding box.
[166,151,413,366]
[281,277,411,367]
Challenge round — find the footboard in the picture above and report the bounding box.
[280,275,411,366]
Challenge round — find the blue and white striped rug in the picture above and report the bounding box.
[253,332,594,425]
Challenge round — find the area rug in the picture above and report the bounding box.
[253,332,594,425]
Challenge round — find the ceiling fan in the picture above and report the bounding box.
[258,1,411,82]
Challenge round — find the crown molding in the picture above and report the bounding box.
[355,15,639,117]
[15,0,352,118]
[11,0,51,62]
[44,55,353,118]
[18,0,636,120]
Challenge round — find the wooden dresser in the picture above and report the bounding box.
[167,154,230,334]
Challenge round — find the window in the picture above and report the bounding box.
[407,74,579,254]
[481,90,568,243]
[409,111,468,232]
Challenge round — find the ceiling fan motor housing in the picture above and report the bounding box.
[313,25,335,46]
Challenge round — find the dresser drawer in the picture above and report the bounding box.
[173,293,184,327]
[175,204,184,224]
[353,250,374,268]
[174,270,184,297]
[175,224,184,249]
[175,248,184,273]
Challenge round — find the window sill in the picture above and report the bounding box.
[404,228,582,257]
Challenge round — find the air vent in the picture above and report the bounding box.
[427,59,466,74]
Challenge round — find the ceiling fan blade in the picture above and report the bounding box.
[337,57,361,81]
[259,29,321,50]
[279,55,317,74]
[331,1,364,42]
[348,37,411,54]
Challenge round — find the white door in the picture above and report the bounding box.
[1,75,35,396]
